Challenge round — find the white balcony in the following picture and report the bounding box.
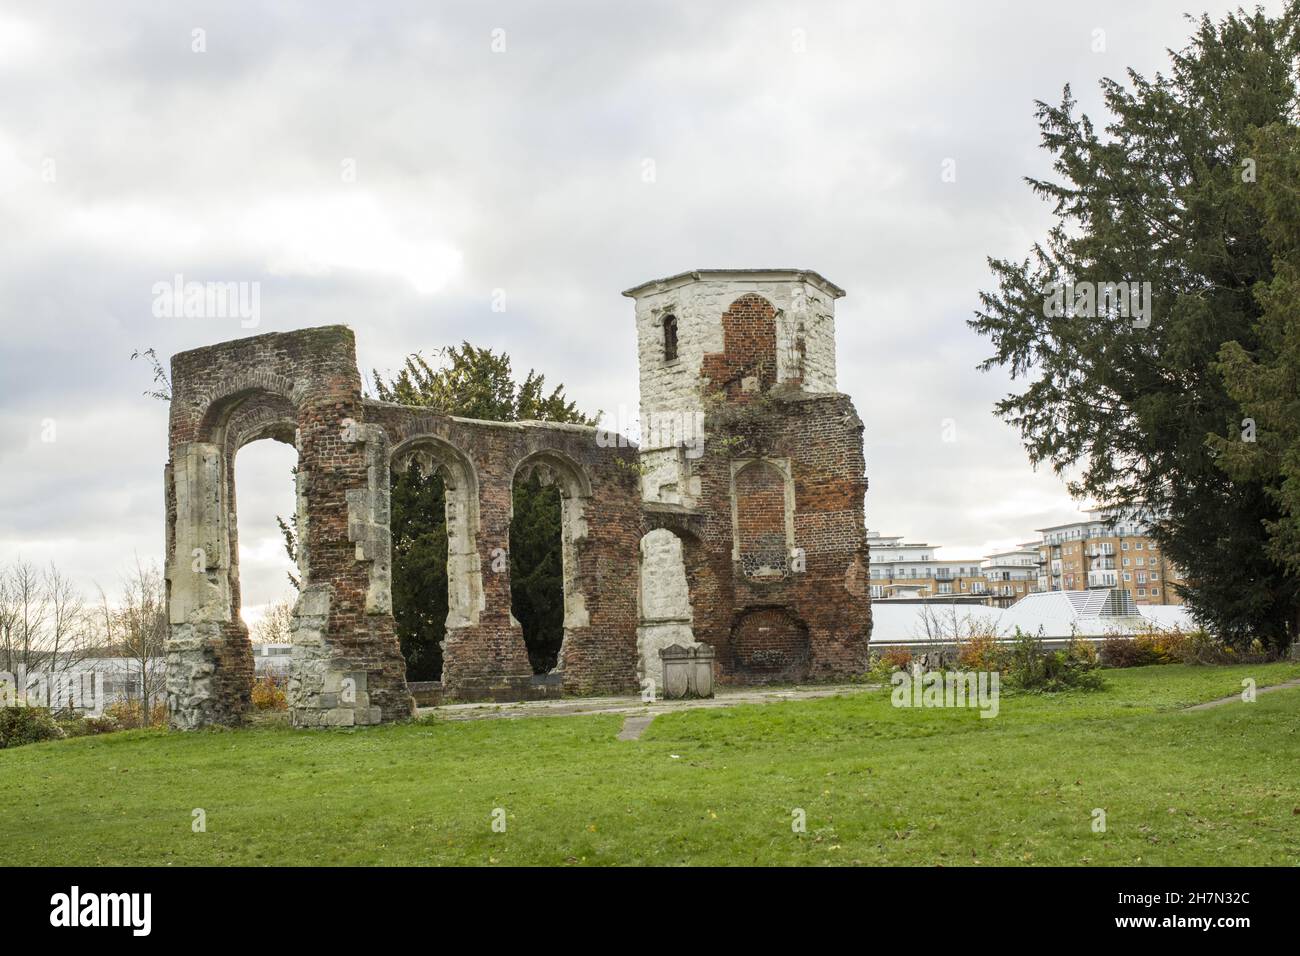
[1088,570,1118,588]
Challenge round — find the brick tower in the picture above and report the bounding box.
[625,270,872,685]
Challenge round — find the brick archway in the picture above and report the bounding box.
[702,293,779,400]
[165,327,413,729]
[731,458,794,580]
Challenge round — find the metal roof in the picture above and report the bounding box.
[869,590,1190,643]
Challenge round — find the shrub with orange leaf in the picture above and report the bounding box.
[251,675,288,711]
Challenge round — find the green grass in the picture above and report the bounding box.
[3,663,1299,866]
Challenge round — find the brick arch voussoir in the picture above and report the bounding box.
[193,371,306,445]
[512,448,593,500]
[226,401,300,454]
[390,431,480,495]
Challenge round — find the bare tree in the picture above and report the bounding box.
[99,558,167,715]
[911,602,1008,669]
[44,563,93,673]
[912,602,964,668]
[0,560,45,675]
[0,565,19,675]
[251,598,294,645]
[0,559,97,678]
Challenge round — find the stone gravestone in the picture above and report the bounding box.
[659,643,715,699]
[660,644,692,699]
[690,643,715,698]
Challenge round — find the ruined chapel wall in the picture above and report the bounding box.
[365,403,643,697]
[165,327,412,729]
[165,268,870,728]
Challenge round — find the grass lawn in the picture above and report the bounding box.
[3,662,1298,866]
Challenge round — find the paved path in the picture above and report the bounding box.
[616,715,656,740]
[1185,678,1300,711]
[417,675,1298,726]
[418,683,873,732]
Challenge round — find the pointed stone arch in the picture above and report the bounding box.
[166,386,304,728]
[511,449,593,669]
[390,435,485,630]
[192,371,302,446]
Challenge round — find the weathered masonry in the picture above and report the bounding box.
[164,269,872,728]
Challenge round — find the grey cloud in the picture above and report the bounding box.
[0,0,1278,608]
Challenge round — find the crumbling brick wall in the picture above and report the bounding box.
[643,387,872,684]
[362,406,643,700]
[166,327,413,728]
[627,272,872,685]
[165,269,871,729]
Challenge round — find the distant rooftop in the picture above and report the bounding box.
[869,588,1182,643]
[1061,589,1140,618]
[1035,502,1158,534]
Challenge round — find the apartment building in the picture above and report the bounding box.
[980,544,1041,608]
[1034,506,1185,606]
[866,532,1023,605]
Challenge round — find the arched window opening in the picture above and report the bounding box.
[390,466,449,681]
[636,528,695,689]
[510,471,565,674]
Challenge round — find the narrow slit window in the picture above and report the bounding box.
[663,314,678,361]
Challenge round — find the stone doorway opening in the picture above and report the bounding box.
[233,436,300,629]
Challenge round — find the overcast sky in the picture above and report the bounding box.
[0,0,1278,622]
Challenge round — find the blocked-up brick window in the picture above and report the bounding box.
[731,607,809,681]
[722,294,777,393]
[734,460,788,579]
[662,314,678,361]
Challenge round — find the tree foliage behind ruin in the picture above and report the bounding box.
[374,344,594,679]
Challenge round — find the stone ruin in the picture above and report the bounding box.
[164,269,872,728]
